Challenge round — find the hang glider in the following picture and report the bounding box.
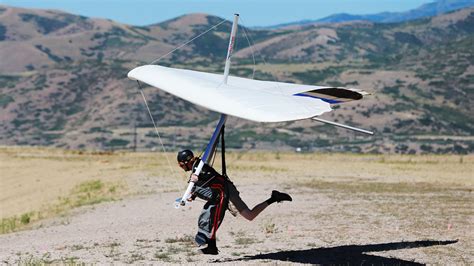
[128,65,368,123]
[128,14,373,207]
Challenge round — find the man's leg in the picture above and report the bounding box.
[195,200,214,246]
[228,182,292,221]
[239,201,269,221]
[195,184,227,255]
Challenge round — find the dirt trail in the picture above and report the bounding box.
[1,182,472,264]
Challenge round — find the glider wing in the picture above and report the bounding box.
[128,65,368,123]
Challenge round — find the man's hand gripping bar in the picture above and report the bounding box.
[174,160,205,209]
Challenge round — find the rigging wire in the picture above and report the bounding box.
[239,22,256,80]
[137,81,176,177]
[240,17,297,102]
[239,17,267,75]
[136,18,230,180]
[148,18,228,65]
[239,17,306,153]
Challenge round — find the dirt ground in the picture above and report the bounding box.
[0,147,473,264]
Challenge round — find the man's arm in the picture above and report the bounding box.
[187,173,199,201]
[190,174,199,183]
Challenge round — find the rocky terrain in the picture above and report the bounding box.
[0,4,473,153]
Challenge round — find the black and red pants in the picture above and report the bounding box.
[193,176,229,246]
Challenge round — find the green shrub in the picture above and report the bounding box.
[20,213,31,225]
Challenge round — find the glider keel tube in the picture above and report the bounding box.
[179,114,227,206]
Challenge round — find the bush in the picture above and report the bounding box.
[20,213,31,225]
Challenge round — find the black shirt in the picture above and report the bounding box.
[192,158,220,187]
[191,158,227,200]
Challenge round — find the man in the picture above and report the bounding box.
[177,149,292,255]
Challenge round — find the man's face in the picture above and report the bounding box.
[178,159,193,172]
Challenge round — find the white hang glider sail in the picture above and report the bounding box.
[128,14,373,207]
[128,65,368,123]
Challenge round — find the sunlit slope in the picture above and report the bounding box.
[0,5,473,153]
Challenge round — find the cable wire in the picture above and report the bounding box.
[148,18,228,65]
[137,81,176,177]
[240,16,301,106]
[136,18,230,179]
[239,22,256,79]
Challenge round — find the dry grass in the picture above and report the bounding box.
[223,152,474,190]
[0,146,183,218]
[1,146,472,236]
[0,146,187,233]
[0,146,472,263]
[0,179,123,234]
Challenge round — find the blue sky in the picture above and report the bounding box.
[2,0,433,27]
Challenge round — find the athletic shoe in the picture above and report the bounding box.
[198,239,219,255]
[271,190,292,203]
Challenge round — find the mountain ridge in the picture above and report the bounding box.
[0,5,473,154]
[268,0,474,28]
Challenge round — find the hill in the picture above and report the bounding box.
[0,5,473,154]
[270,0,474,27]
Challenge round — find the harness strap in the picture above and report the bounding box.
[221,125,227,177]
[192,125,227,199]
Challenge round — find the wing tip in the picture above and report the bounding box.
[344,87,371,96]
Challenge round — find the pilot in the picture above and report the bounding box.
[177,149,292,255]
